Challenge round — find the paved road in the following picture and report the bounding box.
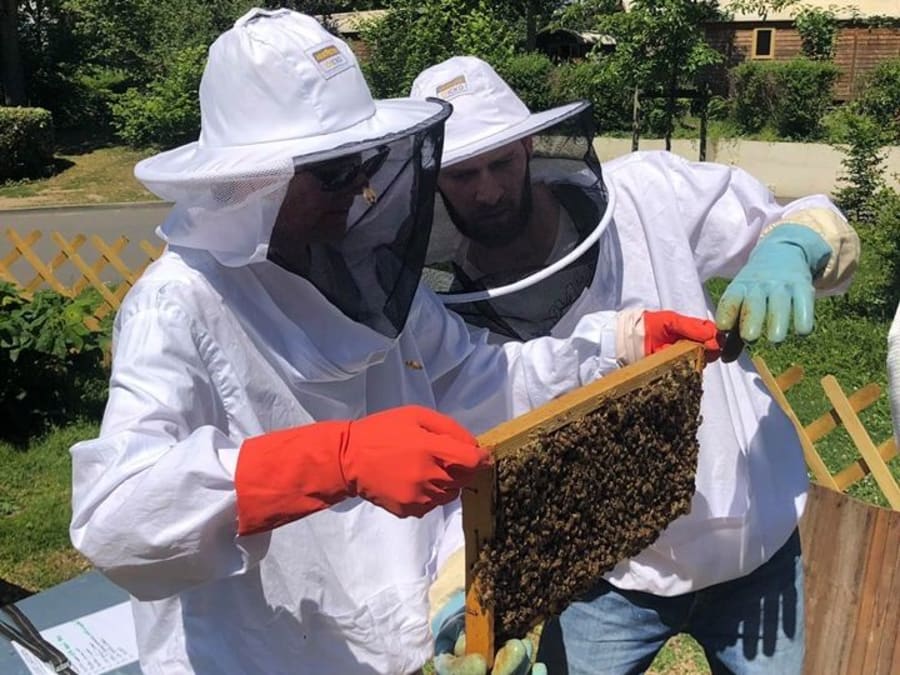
[0,196,797,287]
[1,201,169,239]
[0,202,171,286]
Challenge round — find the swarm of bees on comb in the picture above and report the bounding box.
[473,362,703,640]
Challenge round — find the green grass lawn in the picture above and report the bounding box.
[0,146,157,209]
[0,423,95,602]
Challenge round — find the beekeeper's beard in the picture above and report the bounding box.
[442,165,534,250]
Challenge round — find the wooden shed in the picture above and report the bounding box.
[705,0,900,101]
[535,28,617,62]
[316,10,388,62]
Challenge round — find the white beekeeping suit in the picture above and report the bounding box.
[412,57,860,608]
[888,303,900,443]
[68,11,638,675]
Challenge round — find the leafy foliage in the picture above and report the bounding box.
[0,106,54,180]
[111,45,207,148]
[553,59,633,132]
[730,58,837,139]
[17,0,255,136]
[770,57,838,139]
[0,283,110,443]
[591,0,722,140]
[832,111,889,224]
[494,52,557,113]
[360,0,520,98]
[852,57,900,144]
[793,4,841,60]
[836,188,900,323]
[546,0,621,31]
[730,61,773,134]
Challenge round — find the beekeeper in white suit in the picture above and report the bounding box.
[68,11,723,675]
[412,57,860,674]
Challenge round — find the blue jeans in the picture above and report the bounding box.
[537,530,804,674]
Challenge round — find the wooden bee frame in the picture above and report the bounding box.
[462,341,706,666]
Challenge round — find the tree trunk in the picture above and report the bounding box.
[631,87,641,152]
[525,0,539,51]
[665,65,677,152]
[699,88,709,162]
[0,0,26,106]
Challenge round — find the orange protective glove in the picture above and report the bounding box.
[235,405,490,535]
[643,310,722,362]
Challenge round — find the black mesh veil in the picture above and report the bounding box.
[268,101,450,338]
[421,104,610,340]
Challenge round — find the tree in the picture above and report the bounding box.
[360,0,520,98]
[596,0,723,149]
[1,0,26,104]
[548,0,621,32]
[794,4,846,60]
[725,0,796,20]
[523,0,567,50]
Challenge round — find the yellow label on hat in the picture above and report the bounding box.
[313,45,340,62]
[307,42,351,79]
[436,75,469,100]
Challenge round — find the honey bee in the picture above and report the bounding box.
[475,365,703,640]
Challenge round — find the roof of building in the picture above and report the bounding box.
[719,0,900,22]
[318,10,389,36]
[620,0,899,21]
[537,27,617,46]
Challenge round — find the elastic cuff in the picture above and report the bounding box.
[616,308,645,365]
[760,209,860,294]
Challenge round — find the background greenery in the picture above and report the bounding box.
[4,0,900,175]
[1,1,899,673]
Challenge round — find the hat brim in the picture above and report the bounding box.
[441,100,589,167]
[135,98,449,188]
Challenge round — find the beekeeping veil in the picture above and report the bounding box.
[135,8,449,339]
[411,57,615,340]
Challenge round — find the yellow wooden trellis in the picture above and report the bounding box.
[0,228,164,328]
[754,356,900,510]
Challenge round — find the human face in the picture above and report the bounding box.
[271,149,387,249]
[438,139,532,248]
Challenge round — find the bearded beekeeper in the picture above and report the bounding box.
[67,11,723,675]
[411,57,860,674]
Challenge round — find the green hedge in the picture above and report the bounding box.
[0,107,55,182]
[730,58,838,140]
[854,57,900,143]
[112,45,206,149]
[496,52,558,114]
[553,60,633,134]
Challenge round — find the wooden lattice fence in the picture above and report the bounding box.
[1,228,163,329]
[755,357,900,674]
[754,356,900,509]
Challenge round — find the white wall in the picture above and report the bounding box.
[593,138,900,199]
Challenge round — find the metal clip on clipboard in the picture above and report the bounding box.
[0,603,78,674]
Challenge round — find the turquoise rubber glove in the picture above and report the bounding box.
[432,590,547,675]
[715,224,831,343]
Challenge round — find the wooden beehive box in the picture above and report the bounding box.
[462,341,706,665]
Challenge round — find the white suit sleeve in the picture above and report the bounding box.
[631,151,858,293]
[69,299,267,601]
[411,288,620,433]
[888,303,900,445]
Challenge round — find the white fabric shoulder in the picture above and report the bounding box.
[888,303,900,445]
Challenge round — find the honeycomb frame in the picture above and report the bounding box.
[461,341,706,665]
